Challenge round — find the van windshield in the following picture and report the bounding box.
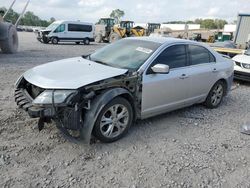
[46,23,60,31]
[89,39,161,70]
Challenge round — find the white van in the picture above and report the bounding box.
[37,20,94,45]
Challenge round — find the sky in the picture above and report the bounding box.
[1,0,250,23]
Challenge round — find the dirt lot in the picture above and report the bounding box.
[1,32,250,188]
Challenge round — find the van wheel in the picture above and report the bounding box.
[75,42,80,45]
[93,97,133,143]
[51,37,59,44]
[204,80,226,109]
[84,38,90,45]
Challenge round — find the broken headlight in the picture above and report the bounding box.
[33,90,76,105]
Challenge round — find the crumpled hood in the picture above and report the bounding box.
[233,54,250,64]
[23,57,128,89]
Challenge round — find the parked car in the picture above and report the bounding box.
[233,48,250,81]
[36,20,94,45]
[15,37,234,143]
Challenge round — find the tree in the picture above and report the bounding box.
[110,9,125,23]
[0,7,19,24]
[21,11,40,26]
[50,17,56,23]
[0,6,50,27]
[214,19,228,29]
[200,19,216,29]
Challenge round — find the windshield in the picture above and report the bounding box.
[244,49,250,56]
[89,39,161,70]
[46,22,60,31]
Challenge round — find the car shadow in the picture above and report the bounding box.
[234,79,250,86]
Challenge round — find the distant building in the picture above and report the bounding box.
[223,24,236,33]
[234,13,250,48]
[160,24,200,31]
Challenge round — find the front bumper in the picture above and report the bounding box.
[234,70,250,82]
[36,32,50,43]
[14,88,55,118]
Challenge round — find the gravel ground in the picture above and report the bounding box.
[1,32,250,188]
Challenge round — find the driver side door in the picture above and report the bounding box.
[141,44,191,119]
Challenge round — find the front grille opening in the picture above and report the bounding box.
[235,61,241,67]
[23,79,45,99]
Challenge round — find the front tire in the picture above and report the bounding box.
[93,97,133,143]
[204,80,226,108]
[95,33,102,43]
[51,37,59,44]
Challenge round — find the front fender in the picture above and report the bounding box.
[80,88,134,144]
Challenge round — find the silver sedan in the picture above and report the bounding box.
[15,37,234,143]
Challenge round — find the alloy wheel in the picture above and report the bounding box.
[211,84,223,106]
[100,104,129,138]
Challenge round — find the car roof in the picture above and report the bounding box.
[126,36,200,45]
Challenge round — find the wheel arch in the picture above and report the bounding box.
[80,87,135,144]
[217,78,229,96]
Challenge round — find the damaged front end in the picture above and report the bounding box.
[14,72,140,144]
[15,77,95,143]
[36,30,51,43]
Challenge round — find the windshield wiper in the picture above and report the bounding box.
[93,60,108,65]
[82,55,109,66]
[81,54,91,60]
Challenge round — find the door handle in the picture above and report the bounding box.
[179,74,189,79]
[212,68,218,73]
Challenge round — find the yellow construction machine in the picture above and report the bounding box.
[109,21,145,43]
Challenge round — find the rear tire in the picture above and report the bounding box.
[95,34,102,43]
[109,33,121,43]
[0,25,18,53]
[75,42,80,45]
[51,37,59,44]
[93,97,133,143]
[204,80,226,109]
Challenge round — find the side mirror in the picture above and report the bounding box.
[151,64,169,74]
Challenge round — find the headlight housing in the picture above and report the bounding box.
[33,90,76,105]
[242,63,250,69]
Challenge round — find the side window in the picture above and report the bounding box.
[68,24,92,32]
[152,45,187,69]
[54,24,65,33]
[189,45,216,65]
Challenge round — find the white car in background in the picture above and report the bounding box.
[233,49,250,81]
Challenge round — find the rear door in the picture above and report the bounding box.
[141,44,191,118]
[187,44,218,102]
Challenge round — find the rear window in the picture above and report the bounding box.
[68,24,92,32]
[189,45,216,65]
